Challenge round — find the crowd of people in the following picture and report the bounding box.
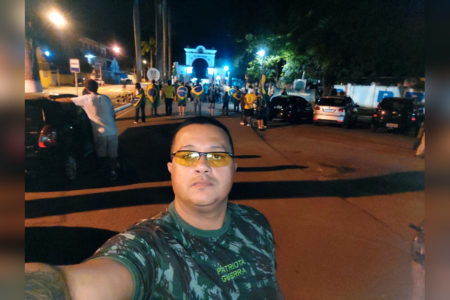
[130,79,275,129]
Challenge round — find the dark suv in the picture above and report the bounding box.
[25,93,95,181]
[371,97,424,135]
[269,95,313,123]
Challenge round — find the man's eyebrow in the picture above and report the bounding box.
[177,145,229,151]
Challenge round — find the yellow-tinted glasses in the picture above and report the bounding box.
[171,150,234,167]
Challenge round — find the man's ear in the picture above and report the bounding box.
[167,162,172,174]
[233,162,238,172]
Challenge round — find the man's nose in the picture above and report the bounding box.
[194,155,211,173]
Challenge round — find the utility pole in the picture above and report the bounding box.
[168,3,172,81]
[25,22,43,93]
[133,0,142,82]
[162,0,167,81]
[155,0,163,78]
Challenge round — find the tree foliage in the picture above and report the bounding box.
[230,0,424,89]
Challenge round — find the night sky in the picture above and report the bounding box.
[48,0,235,65]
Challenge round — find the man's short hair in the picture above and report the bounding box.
[85,79,98,93]
[170,117,234,155]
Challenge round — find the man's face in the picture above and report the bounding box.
[168,124,237,211]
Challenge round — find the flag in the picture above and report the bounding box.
[261,74,267,95]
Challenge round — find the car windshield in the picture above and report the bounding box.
[317,98,345,106]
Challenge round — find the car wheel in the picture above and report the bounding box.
[65,154,77,181]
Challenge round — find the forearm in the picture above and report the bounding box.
[25,263,72,300]
[25,258,134,300]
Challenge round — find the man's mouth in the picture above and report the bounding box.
[191,180,213,188]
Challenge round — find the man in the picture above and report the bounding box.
[133,83,146,124]
[208,84,216,116]
[243,88,256,126]
[191,81,204,116]
[146,80,160,116]
[176,82,188,116]
[25,117,283,299]
[162,80,175,115]
[55,79,118,180]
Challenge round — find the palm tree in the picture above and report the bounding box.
[141,37,156,68]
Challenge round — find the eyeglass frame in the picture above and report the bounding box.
[171,150,234,164]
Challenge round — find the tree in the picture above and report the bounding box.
[230,0,424,94]
[141,37,156,67]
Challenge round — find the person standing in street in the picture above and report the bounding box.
[243,89,256,126]
[239,89,247,125]
[25,116,284,299]
[147,80,160,117]
[191,82,204,116]
[232,87,241,112]
[208,84,216,116]
[222,90,230,116]
[162,80,175,116]
[176,82,188,116]
[53,79,119,180]
[133,83,146,124]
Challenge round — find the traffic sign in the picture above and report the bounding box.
[147,68,160,81]
[70,59,80,73]
[377,91,394,103]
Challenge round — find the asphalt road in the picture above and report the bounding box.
[25,102,424,299]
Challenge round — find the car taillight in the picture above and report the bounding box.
[38,125,57,148]
[314,106,320,110]
[338,108,344,112]
[373,113,378,118]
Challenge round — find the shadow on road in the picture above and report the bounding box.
[25,226,118,265]
[25,123,180,192]
[26,171,424,219]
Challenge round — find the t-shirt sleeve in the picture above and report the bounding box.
[89,226,158,300]
[71,96,87,107]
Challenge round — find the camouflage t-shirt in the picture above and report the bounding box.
[91,202,283,300]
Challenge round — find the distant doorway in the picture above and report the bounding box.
[192,58,208,79]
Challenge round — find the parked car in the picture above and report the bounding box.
[25,93,95,181]
[313,96,359,127]
[268,95,313,123]
[371,97,424,135]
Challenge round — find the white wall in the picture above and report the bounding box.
[334,83,401,108]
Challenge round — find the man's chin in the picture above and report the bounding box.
[188,195,226,209]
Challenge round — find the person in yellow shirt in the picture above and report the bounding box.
[243,89,256,126]
[162,81,175,115]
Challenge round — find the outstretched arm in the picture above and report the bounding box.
[25,258,134,300]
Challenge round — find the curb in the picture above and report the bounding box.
[114,103,132,113]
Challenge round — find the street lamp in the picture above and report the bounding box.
[256,49,265,81]
[112,45,121,55]
[256,49,265,58]
[47,10,67,28]
[143,59,148,64]
[224,65,230,86]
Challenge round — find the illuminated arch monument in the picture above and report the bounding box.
[185,45,216,67]
[173,45,226,84]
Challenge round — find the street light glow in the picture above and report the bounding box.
[142,59,147,64]
[44,50,51,57]
[48,10,67,28]
[257,49,265,57]
[112,45,121,54]
[224,65,229,72]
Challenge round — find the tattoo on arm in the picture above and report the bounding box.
[25,265,72,300]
